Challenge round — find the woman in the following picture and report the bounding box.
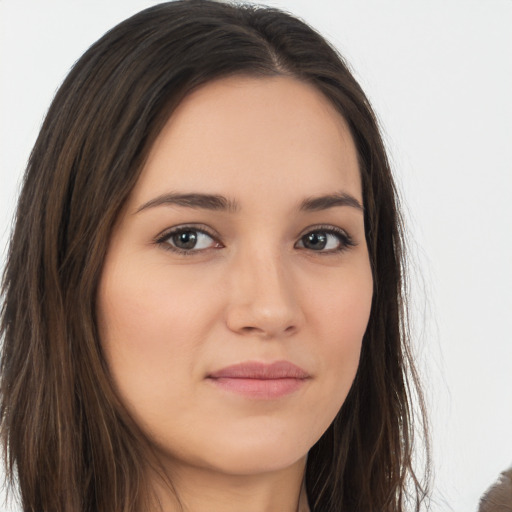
[0,1,430,511]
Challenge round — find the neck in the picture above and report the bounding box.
[150,456,309,512]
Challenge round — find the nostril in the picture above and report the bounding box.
[241,326,258,334]
[238,324,296,337]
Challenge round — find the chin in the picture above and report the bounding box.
[152,421,315,477]
[197,452,308,478]
[210,441,308,476]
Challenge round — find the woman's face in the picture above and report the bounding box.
[97,75,373,477]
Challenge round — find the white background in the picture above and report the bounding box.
[1,1,511,511]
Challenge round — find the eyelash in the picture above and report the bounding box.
[154,224,356,256]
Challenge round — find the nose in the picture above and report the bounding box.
[225,247,303,339]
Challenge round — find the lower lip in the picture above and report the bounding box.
[207,377,307,399]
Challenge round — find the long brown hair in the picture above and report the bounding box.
[0,1,430,511]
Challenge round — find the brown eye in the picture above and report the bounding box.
[302,232,328,250]
[295,228,354,253]
[157,227,220,254]
[171,230,199,250]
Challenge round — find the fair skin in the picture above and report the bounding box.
[97,75,373,512]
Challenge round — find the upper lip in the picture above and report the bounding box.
[207,361,310,380]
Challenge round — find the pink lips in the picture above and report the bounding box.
[207,361,310,399]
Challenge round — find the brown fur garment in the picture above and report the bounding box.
[479,467,512,512]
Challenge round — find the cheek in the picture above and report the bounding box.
[98,254,219,347]
[304,260,372,412]
[95,256,220,416]
[309,257,372,343]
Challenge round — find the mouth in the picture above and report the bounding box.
[206,360,310,399]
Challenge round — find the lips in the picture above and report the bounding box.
[206,361,310,399]
[208,360,309,379]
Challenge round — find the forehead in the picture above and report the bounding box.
[130,75,361,208]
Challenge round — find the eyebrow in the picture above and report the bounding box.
[135,191,363,214]
[135,193,239,214]
[299,192,364,212]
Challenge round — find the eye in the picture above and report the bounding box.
[295,226,355,253]
[156,226,222,254]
